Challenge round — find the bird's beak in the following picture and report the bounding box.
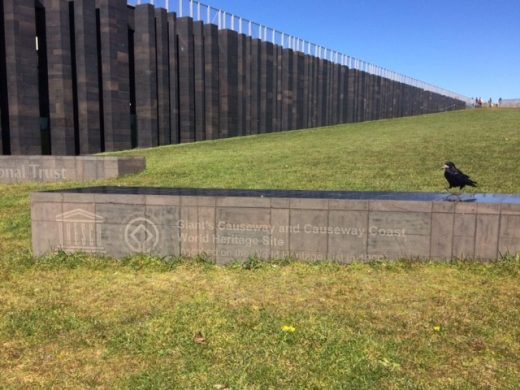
[442,164,448,169]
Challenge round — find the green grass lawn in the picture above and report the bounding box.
[1,108,519,388]
[111,107,520,193]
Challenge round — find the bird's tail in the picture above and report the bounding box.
[467,179,477,187]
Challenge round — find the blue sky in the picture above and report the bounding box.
[161,0,519,101]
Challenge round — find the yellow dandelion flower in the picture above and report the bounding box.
[433,325,441,332]
[281,325,296,333]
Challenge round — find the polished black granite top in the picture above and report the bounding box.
[42,187,520,204]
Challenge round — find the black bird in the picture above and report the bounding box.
[442,161,477,191]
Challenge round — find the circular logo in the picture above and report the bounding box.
[124,217,159,253]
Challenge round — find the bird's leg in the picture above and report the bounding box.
[444,187,457,201]
[452,188,465,201]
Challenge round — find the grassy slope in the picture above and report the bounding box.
[1,109,519,388]
[111,108,519,192]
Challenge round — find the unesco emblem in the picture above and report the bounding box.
[124,217,160,253]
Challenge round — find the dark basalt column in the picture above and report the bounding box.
[309,55,318,127]
[177,17,195,143]
[338,63,347,123]
[0,0,5,154]
[244,35,252,134]
[236,33,246,136]
[97,0,131,151]
[249,38,260,135]
[3,0,41,154]
[281,48,293,130]
[274,44,283,132]
[167,12,179,144]
[346,67,356,123]
[75,0,101,154]
[155,8,170,145]
[193,20,205,141]
[260,40,274,133]
[204,23,219,140]
[134,4,157,147]
[271,43,280,132]
[218,29,239,138]
[294,51,305,130]
[45,0,75,155]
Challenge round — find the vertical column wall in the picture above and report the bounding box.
[0,2,466,156]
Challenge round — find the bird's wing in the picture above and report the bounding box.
[452,167,477,187]
[450,167,472,180]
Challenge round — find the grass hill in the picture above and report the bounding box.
[111,108,520,193]
[0,108,519,388]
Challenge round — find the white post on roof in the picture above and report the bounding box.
[179,0,183,16]
[189,0,193,17]
[231,14,234,31]
[206,5,210,23]
[197,1,200,20]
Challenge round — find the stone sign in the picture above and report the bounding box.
[0,156,145,183]
[31,188,520,263]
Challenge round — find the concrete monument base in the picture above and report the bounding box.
[31,188,520,263]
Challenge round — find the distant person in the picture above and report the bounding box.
[499,97,502,106]
[488,98,492,107]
